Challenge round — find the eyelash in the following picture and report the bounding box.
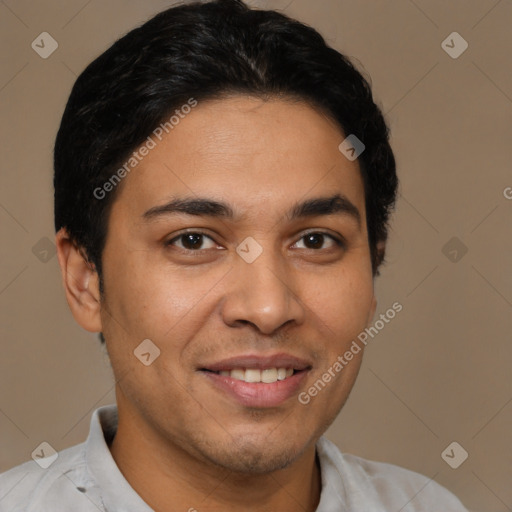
[165,230,345,253]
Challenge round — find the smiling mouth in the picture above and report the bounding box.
[201,367,300,384]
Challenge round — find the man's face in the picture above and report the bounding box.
[100,95,377,473]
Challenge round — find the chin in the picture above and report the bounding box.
[200,435,309,475]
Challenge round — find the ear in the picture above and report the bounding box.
[55,228,102,333]
[367,294,378,327]
[367,239,386,325]
[375,238,387,273]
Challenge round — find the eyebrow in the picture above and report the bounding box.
[142,193,361,227]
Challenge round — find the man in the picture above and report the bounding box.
[0,1,469,510]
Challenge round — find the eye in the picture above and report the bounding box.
[166,231,218,251]
[293,231,344,250]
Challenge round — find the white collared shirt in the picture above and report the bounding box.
[0,404,469,511]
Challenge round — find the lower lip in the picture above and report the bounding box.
[201,370,309,408]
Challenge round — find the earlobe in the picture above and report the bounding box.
[367,295,377,326]
[55,228,102,333]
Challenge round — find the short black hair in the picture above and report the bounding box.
[54,0,397,286]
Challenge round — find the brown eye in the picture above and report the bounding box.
[167,232,217,251]
[294,232,343,250]
[304,233,325,249]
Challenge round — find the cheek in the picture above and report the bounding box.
[305,265,374,344]
[104,250,228,341]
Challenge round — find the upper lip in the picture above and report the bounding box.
[199,353,312,372]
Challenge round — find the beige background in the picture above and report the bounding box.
[1,1,511,510]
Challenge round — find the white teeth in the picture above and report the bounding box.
[277,368,287,381]
[216,367,295,383]
[261,368,278,383]
[245,368,261,383]
[231,368,245,380]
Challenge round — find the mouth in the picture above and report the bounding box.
[198,354,312,407]
[201,367,298,383]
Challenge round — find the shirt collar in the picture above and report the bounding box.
[85,405,153,512]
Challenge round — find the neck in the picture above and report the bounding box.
[109,405,322,512]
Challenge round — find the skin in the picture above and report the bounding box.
[56,95,381,511]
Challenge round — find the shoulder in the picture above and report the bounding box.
[316,436,469,511]
[0,442,91,512]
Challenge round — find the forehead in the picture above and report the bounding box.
[110,95,365,223]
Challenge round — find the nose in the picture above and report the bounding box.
[220,247,305,335]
